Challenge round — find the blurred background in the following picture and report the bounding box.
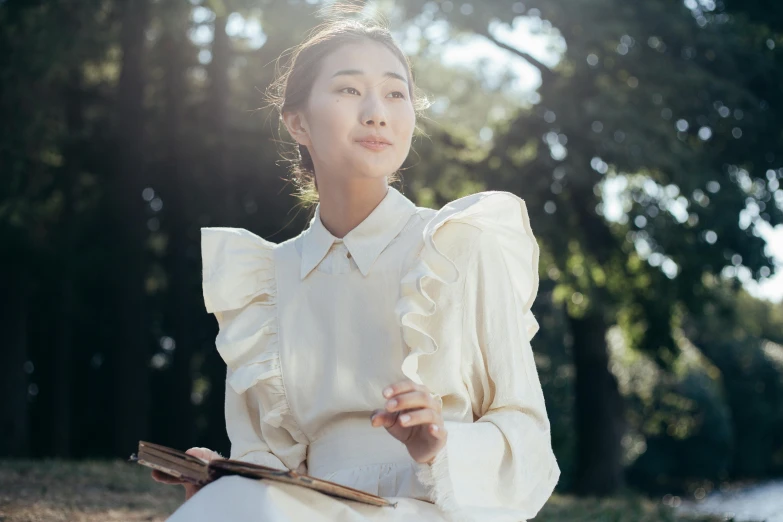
[1,0,782,520]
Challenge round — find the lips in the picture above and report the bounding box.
[355,136,392,145]
[356,140,391,151]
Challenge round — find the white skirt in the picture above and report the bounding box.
[166,476,449,521]
[166,417,451,521]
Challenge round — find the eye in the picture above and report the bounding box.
[338,87,406,99]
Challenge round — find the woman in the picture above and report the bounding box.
[153,13,560,522]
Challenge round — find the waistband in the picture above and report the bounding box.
[307,414,415,477]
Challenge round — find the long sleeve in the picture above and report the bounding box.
[409,195,560,522]
[224,367,288,470]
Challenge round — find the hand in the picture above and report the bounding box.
[370,380,447,464]
[150,447,223,501]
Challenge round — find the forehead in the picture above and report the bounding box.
[317,40,408,82]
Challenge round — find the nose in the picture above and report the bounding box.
[361,94,387,127]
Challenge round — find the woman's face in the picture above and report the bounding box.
[284,39,416,183]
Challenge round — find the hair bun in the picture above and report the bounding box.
[316,0,374,23]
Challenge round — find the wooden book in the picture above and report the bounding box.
[130,441,397,508]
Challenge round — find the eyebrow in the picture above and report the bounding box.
[330,69,408,85]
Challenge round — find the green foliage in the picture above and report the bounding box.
[686,301,783,478]
[613,285,783,491]
[395,0,783,367]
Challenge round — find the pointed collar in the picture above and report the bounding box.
[300,186,417,279]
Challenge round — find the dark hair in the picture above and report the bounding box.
[264,5,430,205]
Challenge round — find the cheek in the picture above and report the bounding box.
[311,100,353,138]
[305,111,342,152]
[394,107,416,138]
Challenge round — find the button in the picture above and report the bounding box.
[346,252,352,259]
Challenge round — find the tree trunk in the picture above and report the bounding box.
[52,278,74,456]
[158,11,195,449]
[51,68,88,458]
[0,272,33,457]
[569,310,626,495]
[203,14,232,448]
[110,0,151,457]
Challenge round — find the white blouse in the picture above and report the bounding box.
[199,187,561,522]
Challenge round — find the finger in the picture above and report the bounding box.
[385,390,436,413]
[382,380,421,400]
[369,408,384,427]
[207,450,224,461]
[397,408,439,429]
[184,484,203,501]
[186,447,217,462]
[428,422,448,440]
[370,409,399,429]
[151,469,180,483]
[151,469,185,484]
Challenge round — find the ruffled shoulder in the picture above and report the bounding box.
[201,227,280,396]
[201,227,276,314]
[396,191,540,385]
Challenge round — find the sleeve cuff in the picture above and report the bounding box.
[415,419,560,521]
[415,420,506,518]
[233,449,288,471]
[415,436,455,510]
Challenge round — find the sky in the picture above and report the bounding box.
[190,5,782,304]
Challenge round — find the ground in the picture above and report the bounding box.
[0,460,730,522]
[0,460,180,521]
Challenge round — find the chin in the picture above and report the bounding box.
[351,160,399,179]
[358,169,394,180]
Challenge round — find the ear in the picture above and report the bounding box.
[282,110,311,148]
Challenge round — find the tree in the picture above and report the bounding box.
[395,0,782,494]
[109,0,152,456]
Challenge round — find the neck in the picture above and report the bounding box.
[316,177,389,239]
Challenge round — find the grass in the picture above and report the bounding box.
[0,459,181,521]
[0,459,731,522]
[534,493,729,522]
